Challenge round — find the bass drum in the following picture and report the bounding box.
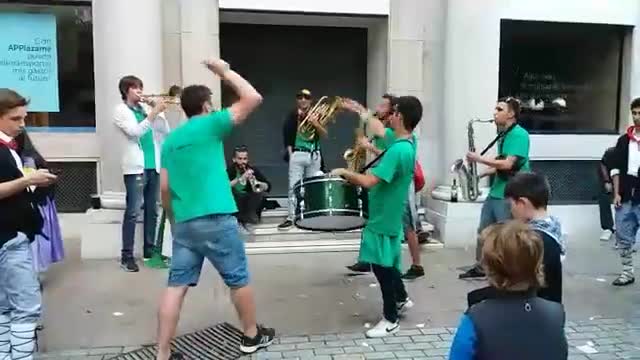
[294,175,368,231]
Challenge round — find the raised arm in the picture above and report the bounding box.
[203,59,262,125]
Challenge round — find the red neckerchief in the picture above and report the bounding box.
[627,126,640,143]
[0,138,17,150]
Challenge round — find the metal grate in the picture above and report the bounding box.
[530,160,600,205]
[108,322,243,360]
[47,161,97,213]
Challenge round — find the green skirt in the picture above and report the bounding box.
[358,227,403,272]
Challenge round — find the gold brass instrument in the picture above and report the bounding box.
[297,96,343,141]
[141,94,181,105]
[238,166,269,193]
[451,118,494,201]
[343,125,368,172]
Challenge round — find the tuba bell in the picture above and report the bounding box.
[297,96,343,141]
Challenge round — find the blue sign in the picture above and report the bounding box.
[0,13,59,112]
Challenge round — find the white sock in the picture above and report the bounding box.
[11,323,37,360]
[0,315,9,360]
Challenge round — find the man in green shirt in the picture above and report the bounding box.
[156,59,274,359]
[332,95,423,338]
[459,97,530,279]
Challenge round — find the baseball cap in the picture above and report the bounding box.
[296,89,312,98]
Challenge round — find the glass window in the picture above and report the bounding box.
[0,2,94,132]
[499,20,627,134]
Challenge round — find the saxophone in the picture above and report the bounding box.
[451,119,493,201]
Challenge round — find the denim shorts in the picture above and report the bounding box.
[168,214,249,288]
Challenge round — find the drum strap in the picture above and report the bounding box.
[359,138,413,174]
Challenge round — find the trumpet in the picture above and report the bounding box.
[141,94,181,105]
[297,96,343,141]
[238,166,269,193]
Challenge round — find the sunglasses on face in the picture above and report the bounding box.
[297,95,311,100]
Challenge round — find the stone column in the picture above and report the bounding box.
[92,0,164,194]
[162,0,221,109]
[388,0,446,191]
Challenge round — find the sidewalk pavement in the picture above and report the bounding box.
[34,317,640,359]
[32,217,639,359]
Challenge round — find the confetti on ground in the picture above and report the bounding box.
[113,312,123,317]
[364,323,371,328]
[369,283,378,288]
[416,323,425,328]
[577,345,598,354]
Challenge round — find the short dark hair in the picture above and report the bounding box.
[394,96,422,131]
[0,88,29,117]
[168,85,182,97]
[180,85,212,118]
[234,145,248,155]
[118,75,143,101]
[631,97,640,110]
[498,96,521,118]
[382,93,397,107]
[504,172,550,209]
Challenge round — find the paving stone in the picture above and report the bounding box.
[438,334,453,341]
[586,354,619,360]
[430,341,451,349]
[393,350,425,358]
[567,332,599,340]
[325,340,356,347]
[594,337,624,346]
[333,355,367,360]
[403,342,434,350]
[424,347,450,356]
[279,336,310,344]
[420,328,449,335]
[343,346,375,353]
[270,344,298,351]
[281,349,315,358]
[256,352,284,360]
[567,355,590,360]
[382,336,412,344]
[364,352,396,359]
[410,335,441,342]
[574,326,602,333]
[372,343,405,352]
[337,333,366,340]
[295,342,326,350]
[314,347,345,355]
[309,334,339,342]
[396,329,422,336]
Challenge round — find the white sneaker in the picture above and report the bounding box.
[600,229,613,241]
[397,298,414,315]
[365,319,399,338]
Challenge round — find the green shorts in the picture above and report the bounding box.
[358,227,403,271]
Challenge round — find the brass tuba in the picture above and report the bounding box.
[297,96,343,141]
[343,125,368,172]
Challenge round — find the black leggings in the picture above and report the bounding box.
[372,264,408,323]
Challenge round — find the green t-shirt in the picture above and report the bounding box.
[132,106,156,170]
[294,128,319,151]
[374,128,417,152]
[489,124,530,199]
[365,138,416,235]
[161,108,237,223]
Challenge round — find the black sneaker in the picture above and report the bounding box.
[120,258,139,272]
[612,274,635,286]
[458,266,485,279]
[168,351,184,359]
[401,265,425,280]
[240,325,275,354]
[278,220,293,230]
[346,262,371,273]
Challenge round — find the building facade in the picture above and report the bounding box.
[2,0,640,247]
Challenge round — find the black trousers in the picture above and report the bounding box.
[372,264,408,323]
[598,179,614,231]
[233,190,265,225]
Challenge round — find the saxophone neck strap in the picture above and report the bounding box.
[479,123,517,156]
[359,138,412,174]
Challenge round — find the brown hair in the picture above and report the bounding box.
[0,88,29,117]
[118,75,143,101]
[481,221,545,290]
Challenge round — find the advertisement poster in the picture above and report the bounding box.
[0,13,59,112]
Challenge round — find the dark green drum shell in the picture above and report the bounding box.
[293,175,368,231]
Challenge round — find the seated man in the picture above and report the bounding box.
[228,145,270,229]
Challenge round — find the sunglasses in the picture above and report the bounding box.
[297,94,311,100]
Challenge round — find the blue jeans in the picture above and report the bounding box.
[122,170,159,259]
[615,202,639,278]
[475,197,512,262]
[168,214,249,288]
[0,233,41,324]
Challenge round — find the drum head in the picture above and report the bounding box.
[295,212,366,232]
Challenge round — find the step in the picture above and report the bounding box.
[245,238,444,255]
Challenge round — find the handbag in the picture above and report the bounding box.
[414,161,425,192]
